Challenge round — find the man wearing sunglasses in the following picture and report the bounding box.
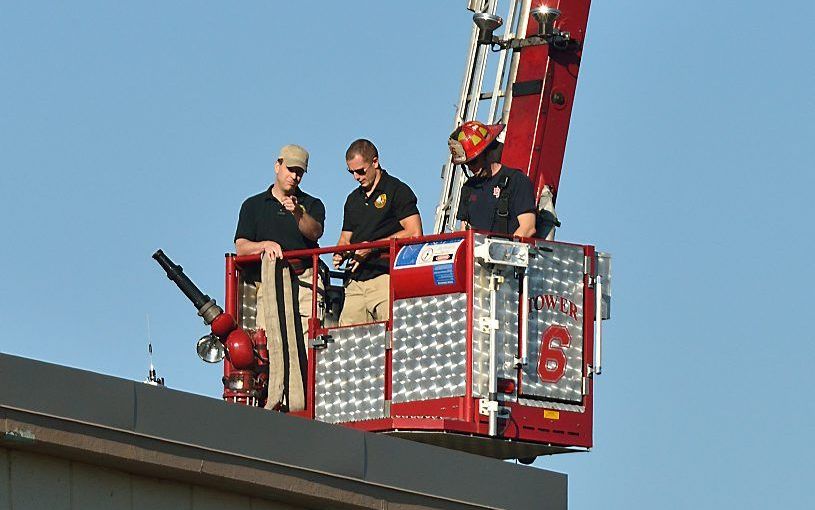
[333,139,422,326]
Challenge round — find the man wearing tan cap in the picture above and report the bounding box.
[235,144,324,260]
[235,144,325,410]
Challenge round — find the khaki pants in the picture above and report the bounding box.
[256,268,323,350]
[339,274,390,326]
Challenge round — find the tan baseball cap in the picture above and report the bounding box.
[278,144,309,172]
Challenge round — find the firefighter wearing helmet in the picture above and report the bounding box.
[449,121,537,237]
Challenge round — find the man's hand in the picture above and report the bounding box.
[349,247,373,272]
[333,247,371,272]
[260,240,283,259]
[332,251,349,269]
[281,195,302,218]
[333,230,353,269]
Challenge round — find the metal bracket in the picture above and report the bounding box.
[491,33,579,52]
[584,255,597,288]
[478,398,511,419]
[514,356,528,368]
[479,398,499,415]
[491,274,505,289]
[385,330,393,350]
[479,316,499,333]
[311,334,333,350]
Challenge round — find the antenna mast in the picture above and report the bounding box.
[145,314,165,386]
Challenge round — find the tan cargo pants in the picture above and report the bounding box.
[339,274,390,326]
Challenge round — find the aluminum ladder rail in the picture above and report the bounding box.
[433,0,532,235]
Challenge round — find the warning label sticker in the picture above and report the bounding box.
[432,263,456,286]
[394,239,464,269]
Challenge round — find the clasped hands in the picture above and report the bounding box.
[333,245,373,273]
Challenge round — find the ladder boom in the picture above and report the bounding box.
[433,0,592,237]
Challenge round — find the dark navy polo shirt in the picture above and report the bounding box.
[341,169,419,281]
[455,165,536,234]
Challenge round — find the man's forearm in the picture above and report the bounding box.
[335,231,352,247]
[379,214,422,241]
[513,213,536,237]
[235,239,264,256]
[297,212,323,241]
[380,228,412,241]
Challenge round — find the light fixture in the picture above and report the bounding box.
[472,6,574,51]
[196,333,226,363]
[473,12,503,45]
[531,6,561,37]
[474,239,529,268]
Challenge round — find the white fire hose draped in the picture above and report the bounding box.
[260,254,307,412]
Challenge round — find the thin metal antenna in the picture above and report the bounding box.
[145,314,165,386]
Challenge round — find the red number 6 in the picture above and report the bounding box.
[538,325,571,383]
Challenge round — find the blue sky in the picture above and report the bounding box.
[1,1,813,508]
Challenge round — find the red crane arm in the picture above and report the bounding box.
[502,0,592,204]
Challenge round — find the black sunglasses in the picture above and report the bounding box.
[347,157,376,176]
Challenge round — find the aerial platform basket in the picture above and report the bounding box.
[152,0,604,463]
[221,231,610,461]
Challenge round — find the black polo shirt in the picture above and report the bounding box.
[235,186,325,280]
[341,169,419,281]
[456,165,536,234]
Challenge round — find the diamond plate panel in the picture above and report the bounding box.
[472,234,520,399]
[521,241,585,403]
[315,323,386,423]
[392,294,468,403]
[238,279,258,331]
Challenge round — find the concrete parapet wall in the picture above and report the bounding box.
[0,354,567,510]
[1,447,304,510]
